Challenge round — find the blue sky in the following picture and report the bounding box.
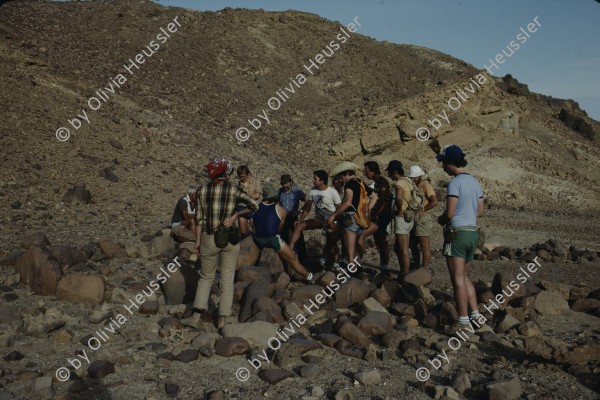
[154,0,600,120]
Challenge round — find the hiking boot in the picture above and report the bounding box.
[445,321,473,335]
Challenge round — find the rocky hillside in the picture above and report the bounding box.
[0,1,599,400]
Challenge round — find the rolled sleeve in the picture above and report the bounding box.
[195,197,204,227]
[237,190,259,211]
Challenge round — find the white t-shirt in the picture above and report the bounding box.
[308,186,341,219]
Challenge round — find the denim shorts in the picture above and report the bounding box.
[342,212,363,234]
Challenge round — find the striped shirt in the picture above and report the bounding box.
[195,181,258,234]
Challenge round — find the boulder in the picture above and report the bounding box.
[486,378,522,400]
[259,247,285,274]
[335,278,372,308]
[401,268,432,287]
[338,321,372,347]
[240,280,275,322]
[97,240,127,259]
[236,266,271,282]
[31,261,62,296]
[223,321,279,348]
[16,246,49,285]
[47,245,88,266]
[491,270,540,302]
[20,233,50,249]
[214,337,250,357]
[370,288,391,307]
[571,298,600,314]
[533,291,570,315]
[363,297,389,314]
[354,369,381,385]
[88,360,115,379]
[236,236,261,269]
[358,312,393,336]
[56,273,105,305]
[149,236,176,256]
[160,264,200,305]
[252,296,285,323]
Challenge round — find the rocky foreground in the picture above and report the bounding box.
[0,229,599,400]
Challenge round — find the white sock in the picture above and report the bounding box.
[306,272,313,281]
[470,311,483,320]
[458,316,470,325]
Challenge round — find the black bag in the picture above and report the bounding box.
[228,225,241,245]
[214,225,230,248]
[443,225,457,244]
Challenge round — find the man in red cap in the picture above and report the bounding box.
[192,157,258,329]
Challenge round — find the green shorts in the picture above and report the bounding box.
[443,230,479,262]
[414,213,432,237]
[253,235,285,252]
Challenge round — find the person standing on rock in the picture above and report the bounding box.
[252,182,315,282]
[363,161,393,273]
[327,162,376,269]
[278,174,307,261]
[436,145,485,333]
[193,158,258,329]
[386,160,414,273]
[408,165,438,269]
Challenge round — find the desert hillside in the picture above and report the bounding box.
[0,1,599,400]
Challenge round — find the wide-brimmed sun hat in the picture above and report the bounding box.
[331,161,360,177]
[262,182,279,199]
[407,165,425,178]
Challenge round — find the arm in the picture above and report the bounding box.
[328,188,353,223]
[194,201,204,254]
[394,185,404,216]
[374,185,389,216]
[438,196,458,226]
[296,199,313,224]
[423,195,438,213]
[276,205,287,233]
[477,197,485,217]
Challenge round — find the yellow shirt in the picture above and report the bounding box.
[392,178,413,212]
[418,180,436,212]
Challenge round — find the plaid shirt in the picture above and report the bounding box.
[195,181,258,234]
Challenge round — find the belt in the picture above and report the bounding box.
[454,226,478,232]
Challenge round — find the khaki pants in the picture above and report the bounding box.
[193,233,240,317]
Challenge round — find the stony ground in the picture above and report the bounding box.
[0,1,599,400]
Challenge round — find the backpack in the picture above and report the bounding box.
[351,178,371,229]
[401,177,425,222]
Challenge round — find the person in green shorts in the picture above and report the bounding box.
[436,145,485,334]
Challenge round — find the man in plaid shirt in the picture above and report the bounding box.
[193,157,258,329]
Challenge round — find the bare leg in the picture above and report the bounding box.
[374,228,389,266]
[278,243,310,278]
[344,230,358,265]
[419,236,431,268]
[395,234,411,272]
[464,262,479,312]
[239,218,248,235]
[357,222,377,258]
[447,257,469,317]
[290,219,321,251]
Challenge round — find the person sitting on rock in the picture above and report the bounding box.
[290,170,342,270]
[170,185,199,242]
[251,182,315,282]
[278,174,307,261]
[236,165,262,236]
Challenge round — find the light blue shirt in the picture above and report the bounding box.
[447,173,483,227]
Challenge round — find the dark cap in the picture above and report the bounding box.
[280,174,292,183]
[385,160,403,173]
[436,145,465,161]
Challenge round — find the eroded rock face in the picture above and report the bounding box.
[56,273,105,305]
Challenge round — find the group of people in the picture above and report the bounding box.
[171,145,485,335]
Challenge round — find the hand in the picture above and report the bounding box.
[327,215,335,225]
[223,214,238,228]
[194,242,201,255]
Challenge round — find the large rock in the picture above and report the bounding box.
[236,266,271,282]
[240,280,275,322]
[223,321,279,348]
[236,235,260,269]
[259,247,284,274]
[214,337,250,357]
[160,264,200,305]
[491,270,540,302]
[486,377,522,400]
[401,268,432,287]
[149,235,176,256]
[56,273,105,305]
[533,291,570,315]
[252,296,285,323]
[31,261,62,296]
[357,312,393,336]
[97,240,127,259]
[47,245,88,266]
[16,246,49,285]
[338,321,372,347]
[571,298,600,314]
[363,297,389,314]
[335,278,372,308]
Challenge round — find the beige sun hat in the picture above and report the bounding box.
[331,161,360,177]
